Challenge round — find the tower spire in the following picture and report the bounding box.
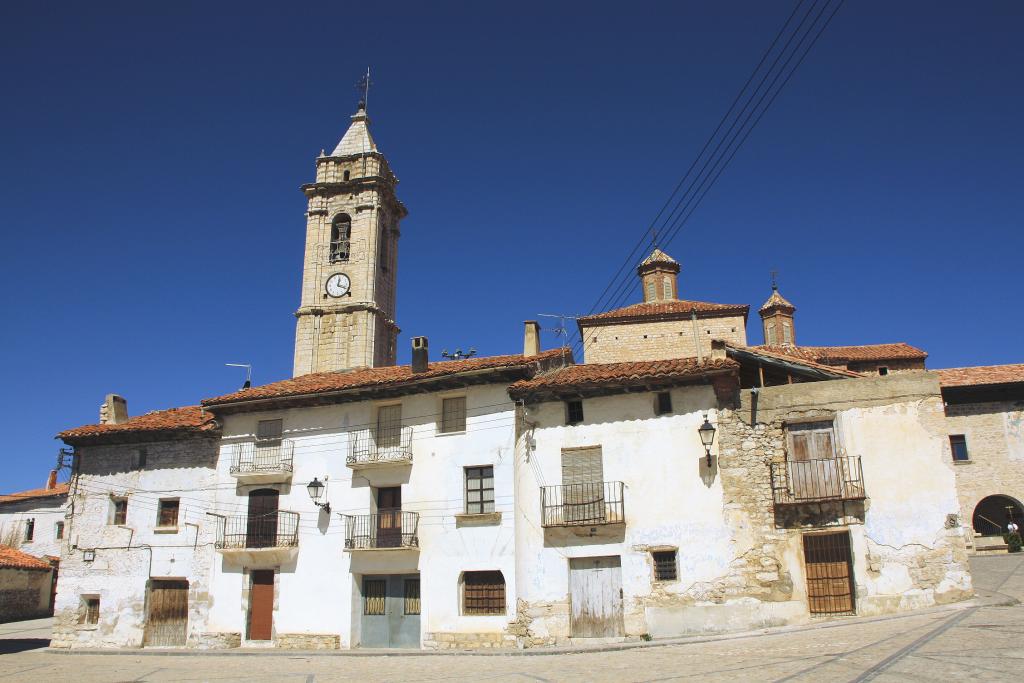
[356,67,372,112]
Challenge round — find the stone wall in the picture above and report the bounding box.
[423,631,518,650]
[275,633,340,650]
[581,314,747,364]
[194,632,241,649]
[0,567,52,622]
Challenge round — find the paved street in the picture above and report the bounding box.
[2,554,1022,683]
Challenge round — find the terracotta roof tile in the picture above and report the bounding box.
[754,343,927,364]
[204,349,573,407]
[0,545,53,571]
[728,344,863,378]
[578,300,750,325]
[936,364,1024,388]
[58,405,218,442]
[0,483,69,505]
[509,357,737,398]
[759,289,795,312]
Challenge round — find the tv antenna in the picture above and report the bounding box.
[538,313,577,348]
[441,348,477,361]
[225,363,252,390]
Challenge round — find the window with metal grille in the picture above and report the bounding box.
[655,391,673,415]
[23,518,34,542]
[157,499,180,528]
[652,550,678,581]
[111,498,128,525]
[81,596,100,625]
[566,400,584,425]
[950,435,969,461]
[329,214,351,262]
[55,521,64,540]
[363,579,386,615]
[803,531,855,615]
[463,571,505,615]
[465,466,495,514]
[404,579,421,615]
[441,396,467,433]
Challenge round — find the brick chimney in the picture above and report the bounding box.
[523,321,541,357]
[411,337,429,373]
[99,394,128,425]
[46,469,58,490]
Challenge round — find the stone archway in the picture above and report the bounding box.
[972,494,1024,536]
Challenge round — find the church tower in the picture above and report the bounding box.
[759,282,796,346]
[638,248,680,302]
[293,102,407,376]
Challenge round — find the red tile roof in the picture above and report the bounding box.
[759,289,795,312]
[578,300,750,325]
[58,405,218,443]
[729,344,862,378]
[0,545,53,571]
[509,357,737,399]
[204,349,573,407]
[936,364,1024,388]
[0,483,69,505]
[754,343,927,364]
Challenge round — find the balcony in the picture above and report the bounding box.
[346,427,413,469]
[540,482,625,528]
[214,510,300,563]
[770,456,866,506]
[229,441,294,484]
[344,511,419,550]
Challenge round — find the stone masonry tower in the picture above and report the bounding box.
[293,102,408,376]
[759,283,796,346]
[638,248,680,302]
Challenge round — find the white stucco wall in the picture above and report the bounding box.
[0,494,67,560]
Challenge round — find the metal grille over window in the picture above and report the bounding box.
[465,466,495,514]
[157,499,180,528]
[404,579,421,615]
[363,579,386,615]
[566,400,584,425]
[463,571,505,615]
[803,532,855,615]
[441,397,467,433]
[652,550,678,581]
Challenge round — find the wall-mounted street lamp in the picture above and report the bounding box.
[307,477,331,514]
[698,413,717,468]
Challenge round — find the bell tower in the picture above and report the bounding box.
[759,279,796,346]
[293,101,407,376]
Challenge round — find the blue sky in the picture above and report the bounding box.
[2,1,1022,491]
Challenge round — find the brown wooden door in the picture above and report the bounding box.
[247,489,279,548]
[377,487,402,548]
[803,532,855,615]
[787,422,839,500]
[143,579,189,646]
[248,570,274,640]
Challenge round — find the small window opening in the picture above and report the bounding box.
[55,521,65,540]
[441,397,467,433]
[343,170,351,181]
[566,400,584,425]
[157,499,180,528]
[111,498,128,526]
[463,571,506,615]
[950,435,969,461]
[134,447,147,470]
[80,596,100,625]
[655,391,673,415]
[329,214,352,263]
[652,550,678,582]
[465,466,495,514]
[24,518,35,542]
[878,366,889,376]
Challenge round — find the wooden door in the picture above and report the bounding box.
[143,579,189,646]
[376,405,402,449]
[248,570,274,640]
[803,532,855,615]
[569,556,624,637]
[247,489,279,548]
[561,447,605,524]
[787,421,839,500]
[376,487,402,548]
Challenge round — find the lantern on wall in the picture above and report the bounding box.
[698,413,717,467]
[306,477,331,514]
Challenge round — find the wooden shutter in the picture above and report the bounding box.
[256,419,283,446]
[561,447,605,524]
[441,397,467,433]
[376,405,402,448]
[562,447,604,485]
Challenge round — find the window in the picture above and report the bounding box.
[256,419,283,449]
[111,498,128,525]
[950,435,969,461]
[404,578,421,615]
[343,170,350,181]
[376,404,402,448]
[23,518,35,543]
[463,571,505,615]
[440,396,467,433]
[766,323,777,346]
[663,276,672,299]
[783,321,792,345]
[465,466,495,514]
[157,499,180,528]
[329,214,351,263]
[378,229,389,270]
[566,400,584,425]
[55,521,64,540]
[655,391,673,415]
[80,596,100,625]
[786,421,836,461]
[652,550,678,582]
[646,281,656,302]
[878,366,889,376]
[363,578,386,615]
[134,447,147,470]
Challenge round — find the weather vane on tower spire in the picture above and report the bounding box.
[356,67,372,112]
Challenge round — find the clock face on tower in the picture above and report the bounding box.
[325,272,351,298]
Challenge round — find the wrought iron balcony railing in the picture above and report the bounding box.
[540,482,625,528]
[770,456,866,506]
[229,441,295,475]
[344,510,419,550]
[214,510,300,550]
[347,427,414,467]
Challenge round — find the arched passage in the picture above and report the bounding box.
[972,495,1024,536]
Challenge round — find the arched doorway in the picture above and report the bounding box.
[972,495,1024,536]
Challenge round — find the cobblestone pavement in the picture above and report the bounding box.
[2,555,1022,683]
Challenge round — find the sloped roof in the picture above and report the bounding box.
[331,105,377,156]
[0,545,53,571]
[204,349,572,407]
[759,288,795,312]
[639,248,679,269]
[0,483,69,506]
[509,357,737,400]
[58,406,218,443]
[754,343,927,364]
[936,364,1024,388]
[578,300,749,326]
[727,344,863,379]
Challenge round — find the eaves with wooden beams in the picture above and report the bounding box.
[718,341,863,386]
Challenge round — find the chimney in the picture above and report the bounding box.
[411,336,429,373]
[99,394,128,425]
[523,321,541,357]
[46,469,58,490]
